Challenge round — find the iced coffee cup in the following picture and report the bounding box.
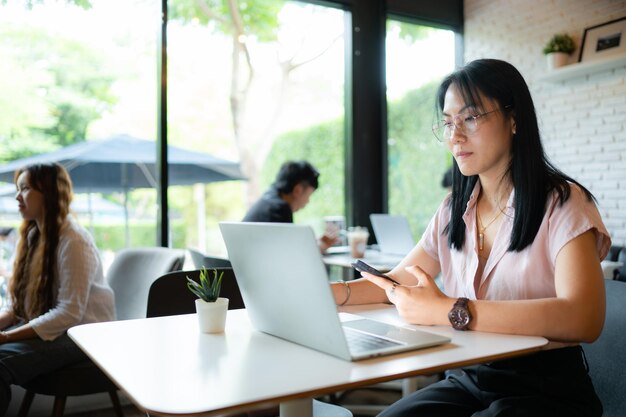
[347,226,369,258]
[324,216,345,246]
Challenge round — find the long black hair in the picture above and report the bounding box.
[10,163,73,320]
[437,59,593,251]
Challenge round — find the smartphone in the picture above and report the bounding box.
[351,260,400,285]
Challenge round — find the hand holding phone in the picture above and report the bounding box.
[351,260,400,285]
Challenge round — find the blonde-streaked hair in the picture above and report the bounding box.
[9,163,73,321]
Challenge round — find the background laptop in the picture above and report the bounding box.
[370,214,415,256]
[219,222,449,361]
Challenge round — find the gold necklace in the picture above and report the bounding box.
[476,208,503,251]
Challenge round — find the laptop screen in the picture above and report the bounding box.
[219,222,450,361]
[370,214,415,255]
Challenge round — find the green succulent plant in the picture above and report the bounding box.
[187,267,224,302]
[543,33,576,55]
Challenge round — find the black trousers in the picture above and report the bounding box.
[378,346,602,417]
[0,332,88,416]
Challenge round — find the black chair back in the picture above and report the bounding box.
[607,245,622,262]
[615,248,626,281]
[188,248,232,269]
[146,267,244,318]
[583,279,626,417]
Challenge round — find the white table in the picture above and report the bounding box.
[68,305,547,417]
[323,249,405,282]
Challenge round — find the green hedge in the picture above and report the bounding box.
[262,81,450,238]
[90,222,186,251]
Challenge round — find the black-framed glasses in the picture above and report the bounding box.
[432,105,512,142]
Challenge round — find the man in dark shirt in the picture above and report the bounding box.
[243,160,337,251]
[242,186,295,223]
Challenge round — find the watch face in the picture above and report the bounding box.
[449,307,470,330]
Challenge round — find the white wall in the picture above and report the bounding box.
[463,0,626,247]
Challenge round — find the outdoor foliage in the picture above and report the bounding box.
[0,0,92,8]
[392,20,434,43]
[169,0,283,41]
[261,118,345,231]
[169,182,246,253]
[0,0,451,252]
[169,0,344,203]
[0,22,116,162]
[388,80,451,236]
[91,223,186,251]
[261,80,450,238]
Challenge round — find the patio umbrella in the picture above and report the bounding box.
[0,135,245,245]
[0,134,244,192]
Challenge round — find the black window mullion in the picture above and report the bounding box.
[347,0,387,237]
[157,0,169,247]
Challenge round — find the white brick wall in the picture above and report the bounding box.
[464,0,626,247]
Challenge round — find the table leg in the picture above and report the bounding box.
[279,398,313,417]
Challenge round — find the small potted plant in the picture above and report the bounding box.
[187,267,229,333]
[543,33,576,69]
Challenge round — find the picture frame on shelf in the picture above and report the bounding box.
[579,16,626,63]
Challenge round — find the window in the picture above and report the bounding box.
[386,19,455,238]
[0,1,462,257]
[0,0,159,267]
[167,1,347,255]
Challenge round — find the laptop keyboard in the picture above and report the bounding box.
[343,327,402,354]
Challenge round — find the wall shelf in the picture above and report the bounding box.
[538,53,626,82]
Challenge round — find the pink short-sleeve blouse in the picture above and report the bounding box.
[420,181,611,301]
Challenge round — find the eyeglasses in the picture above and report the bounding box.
[432,105,511,142]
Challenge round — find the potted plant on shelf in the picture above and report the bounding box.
[187,267,229,333]
[543,33,576,70]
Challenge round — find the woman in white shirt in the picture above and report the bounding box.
[0,162,115,415]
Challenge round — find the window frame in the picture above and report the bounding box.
[156,0,463,246]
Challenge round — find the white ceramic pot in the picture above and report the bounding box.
[195,297,229,333]
[546,52,569,70]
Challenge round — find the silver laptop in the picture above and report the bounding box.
[370,214,415,256]
[219,222,449,361]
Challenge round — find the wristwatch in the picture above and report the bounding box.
[448,297,472,331]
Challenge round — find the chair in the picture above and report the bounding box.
[18,247,185,417]
[108,247,185,320]
[582,279,626,417]
[188,247,232,269]
[17,362,124,417]
[146,268,352,417]
[607,245,622,262]
[614,247,625,281]
[147,267,245,317]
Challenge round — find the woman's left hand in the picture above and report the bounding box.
[363,265,451,325]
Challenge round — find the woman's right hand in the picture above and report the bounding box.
[365,265,452,326]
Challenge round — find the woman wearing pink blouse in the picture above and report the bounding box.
[333,59,609,417]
